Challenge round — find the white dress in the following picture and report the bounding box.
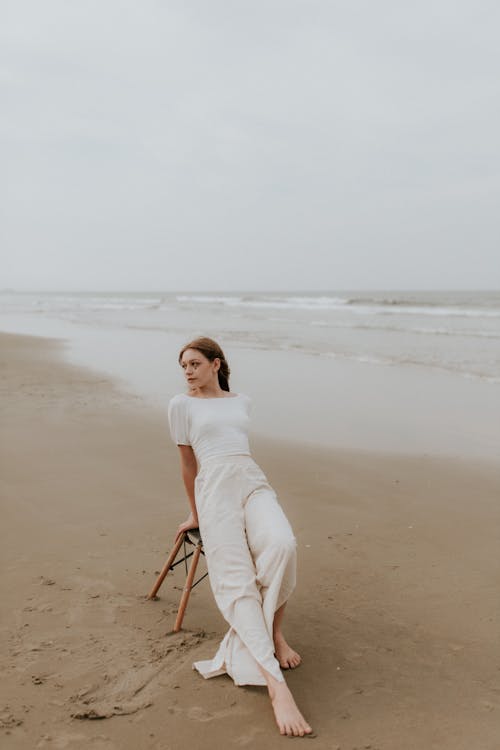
[167,392,297,686]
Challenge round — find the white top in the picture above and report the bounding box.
[167,392,253,465]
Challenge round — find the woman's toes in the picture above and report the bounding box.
[275,637,300,666]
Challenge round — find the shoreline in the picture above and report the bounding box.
[1,315,499,464]
[1,330,499,750]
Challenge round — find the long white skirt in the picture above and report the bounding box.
[192,453,297,686]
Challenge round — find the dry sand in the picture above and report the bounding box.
[1,330,499,750]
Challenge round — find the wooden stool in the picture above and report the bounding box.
[147,528,207,632]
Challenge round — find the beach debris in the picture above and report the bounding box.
[71,708,108,720]
[39,576,56,586]
[0,709,24,729]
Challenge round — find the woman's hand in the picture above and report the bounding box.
[174,512,199,543]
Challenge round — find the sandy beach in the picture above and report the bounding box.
[1,330,499,750]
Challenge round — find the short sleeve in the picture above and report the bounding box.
[167,396,191,446]
[242,393,253,416]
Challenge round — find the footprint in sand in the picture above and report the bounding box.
[68,630,213,720]
[70,662,159,719]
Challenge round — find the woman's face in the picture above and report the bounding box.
[180,348,219,389]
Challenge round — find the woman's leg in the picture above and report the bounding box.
[193,462,287,685]
[244,486,302,669]
[243,487,311,734]
[273,601,302,669]
[256,661,313,736]
[194,460,313,735]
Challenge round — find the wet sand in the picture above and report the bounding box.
[1,330,499,750]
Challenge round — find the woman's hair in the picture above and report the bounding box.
[178,336,231,392]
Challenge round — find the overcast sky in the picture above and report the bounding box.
[2,0,499,291]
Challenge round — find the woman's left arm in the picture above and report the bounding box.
[173,444,199,542]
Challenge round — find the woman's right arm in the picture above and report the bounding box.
[174,444,199,542]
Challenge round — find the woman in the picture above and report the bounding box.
[167,336,313,737]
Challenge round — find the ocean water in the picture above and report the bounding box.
[1,289,499,383]
[1,289,499,461]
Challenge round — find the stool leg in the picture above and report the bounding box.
[174,543,202,632]
[147,533,186,599]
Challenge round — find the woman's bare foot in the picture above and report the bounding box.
[267,678,313,736]
[274,632,302,669]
